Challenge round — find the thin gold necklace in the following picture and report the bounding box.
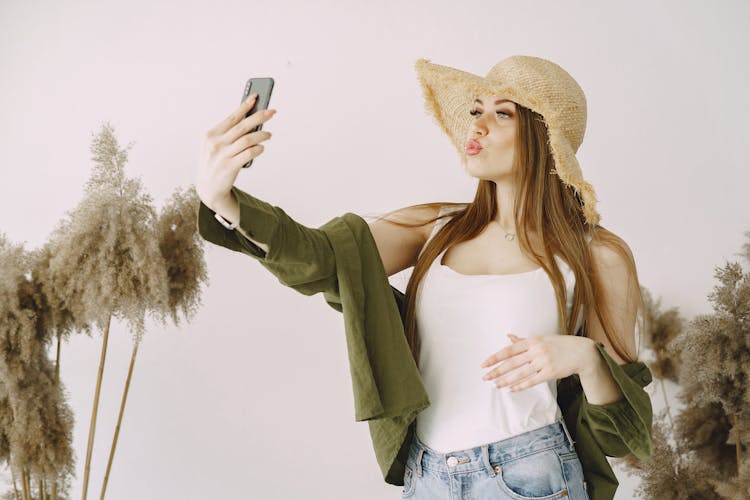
[497,221,516,241]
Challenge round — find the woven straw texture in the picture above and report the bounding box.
[414,56,600,227]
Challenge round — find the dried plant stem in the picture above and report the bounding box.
[82,314,112,500]
[735,414,742,474]
[55,331,61,386]
[658,375,682,475]
[11,467,21,500]
[50,331,61,500]
[99,340,139,500]
[22,469,30,500]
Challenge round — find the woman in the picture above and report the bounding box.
[195,56,650,500]
[368,57,644,499]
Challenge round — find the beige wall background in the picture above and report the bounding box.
[1,0,748,498]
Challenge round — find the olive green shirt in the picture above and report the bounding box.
[196,186,653,500]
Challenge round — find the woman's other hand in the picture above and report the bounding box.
[479,333,597,392]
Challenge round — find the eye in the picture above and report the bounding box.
[469,109,511,118]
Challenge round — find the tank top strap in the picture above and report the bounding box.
[418,204,466,260]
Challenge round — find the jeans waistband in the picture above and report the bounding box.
[409,415,576,479]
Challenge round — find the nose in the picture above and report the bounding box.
[470,120,487,139]
[470,112,490,137]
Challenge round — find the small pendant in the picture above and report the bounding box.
[505,233,515,241]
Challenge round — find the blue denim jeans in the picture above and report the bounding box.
[401,415,590,499]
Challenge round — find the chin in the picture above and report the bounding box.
[465,162,513,182]
[465,157,491,173]
[464,168,493,182]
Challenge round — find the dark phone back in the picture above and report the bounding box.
[241,77,274,168]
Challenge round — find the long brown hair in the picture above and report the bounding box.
[373,103,643,369]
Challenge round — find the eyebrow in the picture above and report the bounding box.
[473,98,512,106]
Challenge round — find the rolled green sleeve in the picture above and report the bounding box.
[197,203,265,258]
[196,185,337,295]
[579,342,654,460]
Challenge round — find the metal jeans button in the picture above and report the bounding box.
[447,456,458,466]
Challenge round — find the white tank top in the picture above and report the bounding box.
[414,204,586,453]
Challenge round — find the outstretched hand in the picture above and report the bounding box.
[195,93,276,211]
[479,333,594,392]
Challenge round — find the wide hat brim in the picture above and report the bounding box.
[414,57,600,227]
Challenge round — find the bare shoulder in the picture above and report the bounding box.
[378,204,442,240]
[367,204,442,276]
[588,228,636,272]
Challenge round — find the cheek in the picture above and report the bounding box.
[501,129,516,147]
[490,139,514,157]
[501,138,516,158]
[490,127,515,150]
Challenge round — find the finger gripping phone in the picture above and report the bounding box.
[241,77,275,168]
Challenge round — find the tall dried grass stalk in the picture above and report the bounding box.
[44,122,170,499]
[42,123,206,499]
[81,315,110,500]
[99,342,137,500]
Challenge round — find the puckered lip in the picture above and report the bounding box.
[466,139,483,150]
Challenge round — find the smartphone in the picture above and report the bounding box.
[241,77,275,168]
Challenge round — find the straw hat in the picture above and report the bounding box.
[414,56,600,227]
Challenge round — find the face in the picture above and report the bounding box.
[464,94,517,181]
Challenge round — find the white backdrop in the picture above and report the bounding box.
[1,0,748,498]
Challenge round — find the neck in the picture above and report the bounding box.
[494,181,519,231]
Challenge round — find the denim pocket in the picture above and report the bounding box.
[492,447,569,500]
[556,447,590,500]
[401,463,416,498]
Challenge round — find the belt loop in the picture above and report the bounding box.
[558,415,575,447]
[481,444,496,477]
[416,448,425,477]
